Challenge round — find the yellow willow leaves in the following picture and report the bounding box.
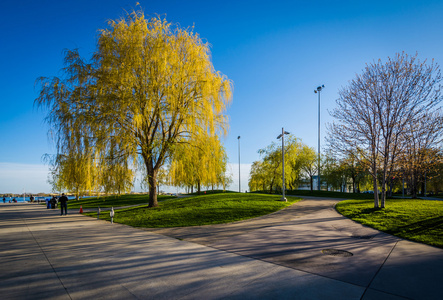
[168,134,229,189]
[96,12,231,138]
[35,8,231,204]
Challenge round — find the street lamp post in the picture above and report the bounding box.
[277,128,290,202]
[314,85,325,191]
[238,136,241,193]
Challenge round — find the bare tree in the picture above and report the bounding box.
[400,110,443,197]
[328,53,442,208]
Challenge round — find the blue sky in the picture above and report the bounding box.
[1,0,443,193]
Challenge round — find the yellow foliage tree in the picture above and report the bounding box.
[168,134,230,193]
[36,9,232,207]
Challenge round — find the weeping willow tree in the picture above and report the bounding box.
[168,134,231,193]
[98,141,135,196]
[36,9,232,207]
[37,55,100,198]
[45,152,98,199]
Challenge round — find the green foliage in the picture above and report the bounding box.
[248,135,316,193]
[299,145,317,191]
[336,199,443,248]
[86,193,300,227]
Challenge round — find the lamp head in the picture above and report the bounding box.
[237,136,240,139]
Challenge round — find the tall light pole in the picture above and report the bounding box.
[238,136,241,193]
[277,128,290,202]
[314,85,324,191]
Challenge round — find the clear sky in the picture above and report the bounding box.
[1,0,443,194]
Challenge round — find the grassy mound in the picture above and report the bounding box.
[336,199,443,248]
[86,193,300,227]
[67,194,173,209]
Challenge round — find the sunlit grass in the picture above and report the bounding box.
[336,199,443,248]
[253,189,376,199]
[66,194,173,209]
[85,193,300,227]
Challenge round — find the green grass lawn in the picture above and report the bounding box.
[85,193,300,227]
[185,189,237,196]
[66,194,174,209]
[254,189,376,199]
[336,199,443,248]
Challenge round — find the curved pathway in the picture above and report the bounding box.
[1,197,442,300]
[147,196,443,299]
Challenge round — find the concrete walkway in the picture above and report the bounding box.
[1,198,442,299]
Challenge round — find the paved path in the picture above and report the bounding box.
[1,197,442,299]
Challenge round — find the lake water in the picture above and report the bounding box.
[1,196,77,203]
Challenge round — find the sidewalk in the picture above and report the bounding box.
[147,196,443,299]
[1,198,442,299]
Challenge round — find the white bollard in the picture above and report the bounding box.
[110,207,115,224]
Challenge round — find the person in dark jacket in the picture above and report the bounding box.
[59,193,68,216]
[50,196,57,209]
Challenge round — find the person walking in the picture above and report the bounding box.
[59,193,68,216]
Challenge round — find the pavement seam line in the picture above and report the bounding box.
[201,242,366,290]
[119,282,141,299]
[360,239,400,300]
[362,287,412,300]
[22,215,73,300]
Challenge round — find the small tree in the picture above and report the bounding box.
[300,146,318,191]
[249,161,267,192]
[322,152,343,191]
[248,136,316,193]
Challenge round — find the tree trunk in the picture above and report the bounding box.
[411,171,418,198]
[310,176,313,191]
[380,172,386,208]
[148,173,158,207]
[373,173,379,208]
[197,181,201,195]
[146,159,158,207]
